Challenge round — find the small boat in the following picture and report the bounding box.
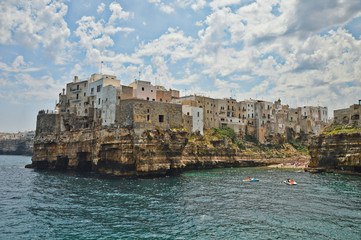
[283,180,297,185]
[243,178,259,182]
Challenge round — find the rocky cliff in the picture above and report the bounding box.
[0,139,33,156]
[29,126,308,177]
[308,132,361,174]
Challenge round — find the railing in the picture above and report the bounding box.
[38,109,57,114]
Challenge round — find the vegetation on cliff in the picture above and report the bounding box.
[186,127,309,160]
[322,122,361,135]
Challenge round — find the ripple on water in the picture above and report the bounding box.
[1,156,361,239]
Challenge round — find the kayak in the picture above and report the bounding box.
[283,181,297,185]
[243,178,259,182]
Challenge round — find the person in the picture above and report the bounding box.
[245,177,251,181]
[286,179,290,183]
[290,179,295,184]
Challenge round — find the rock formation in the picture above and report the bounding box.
[0,139,33,156]
[28,126,307,177]
[308,132,361,174]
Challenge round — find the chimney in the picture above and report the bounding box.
[62,88,65,95]
[74,76,78,83]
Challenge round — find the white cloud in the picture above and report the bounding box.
[108,2,131,24]
[160,3,175,14]
[97,3,106,14]
[0,56,42,73]
[0,0,71,64]
[209,0,243,10]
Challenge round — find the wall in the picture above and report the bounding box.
[116,99,183,130]
[36,111,61,135]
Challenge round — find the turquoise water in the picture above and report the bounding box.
[1,155,360,239]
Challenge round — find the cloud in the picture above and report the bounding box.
[75,3,135,68]
[97,3,106,14]
[0,0,71,64]
[0,56,42,73]
[160,3,175,14]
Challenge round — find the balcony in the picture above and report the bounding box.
[70,88,82,93]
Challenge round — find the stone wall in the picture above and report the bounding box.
[116,99,183,130]
[36,111,61,135]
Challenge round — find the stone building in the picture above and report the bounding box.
[334,100,361,126]
[116,99,183,130]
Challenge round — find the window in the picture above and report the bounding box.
[159,115,164,122]
[152,99,155,101]
[142,87,145,91]
[151,90,153,92]
[98,98,100,105]
[160,98,162,102]
[76,93,79,99]
[77,85,79,90]
[187,112,190,115]
[147,109,150,113]
[91,88,94,94]
[97,85,101,92]
[147,97,150,101]
[84,92,86,97]
[147,115,150,121]
[197,112,200,117]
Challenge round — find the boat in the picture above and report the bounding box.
[283,180,297,185]
[243,178,259,182]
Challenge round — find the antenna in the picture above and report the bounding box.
[100,61,104,74]
[138,71,141,81]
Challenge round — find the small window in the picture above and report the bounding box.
[159,115,164,122]
[97,85,101,92]
[147,97,149,101]
[91,88,94,94]
[197,112,200,117]
[147,115,150,121]
[76,93,79,99]
[142,87,145,91]
[187,112,190,115]
[152,99,155,101]
[84,92,86,96]
[147,109,150,113]
[160,98,162,102]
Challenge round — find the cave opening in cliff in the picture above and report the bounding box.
[55,156,69,170]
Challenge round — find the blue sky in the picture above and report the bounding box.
[1,0,361,132]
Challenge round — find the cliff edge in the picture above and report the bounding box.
[307,126,361,175]
[29,126,309,177]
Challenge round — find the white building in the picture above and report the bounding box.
[182,105,203,134]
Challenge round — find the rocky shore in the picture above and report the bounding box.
[28,126,309,177]
[0,139,33,156]
[307,131,361,175]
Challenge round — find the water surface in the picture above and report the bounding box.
[1,155,360,239]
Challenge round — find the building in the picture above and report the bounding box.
[334,100,361,126]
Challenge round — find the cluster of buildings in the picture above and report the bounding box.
[38,73,329,144]
[0,131,35,141]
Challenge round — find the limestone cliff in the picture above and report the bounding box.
[29,126,308,177]
[308,131,361,174]
[0,139,33,156]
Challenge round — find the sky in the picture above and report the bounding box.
[1,0,361,132]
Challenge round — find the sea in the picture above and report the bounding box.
[1,155,360,240]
